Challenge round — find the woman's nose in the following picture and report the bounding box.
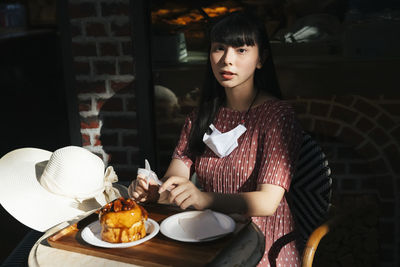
[223,48,234,65]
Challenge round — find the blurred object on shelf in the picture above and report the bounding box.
[343,7,400,58]
[27,0,56,27]
[151,1,242,27]
[151,0,243,50]
[344,7,400,24]
[343,20,400,58]
[152,32,188,63]
[275,13,342,43]
[0,3,27,29]
[154,85,181,119]
[179,87,200,114]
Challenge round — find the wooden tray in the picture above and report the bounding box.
[47,204,250,267]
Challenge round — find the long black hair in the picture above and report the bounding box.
[188,11,282,156]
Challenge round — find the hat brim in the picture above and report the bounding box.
[0,148,127,232]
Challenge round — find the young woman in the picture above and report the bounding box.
[129,11,303,266]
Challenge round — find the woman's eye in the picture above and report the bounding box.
[211,45,224,52]
[237,48,247,54]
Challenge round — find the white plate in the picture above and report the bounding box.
[81,218,159,248]
[160,211,235,242]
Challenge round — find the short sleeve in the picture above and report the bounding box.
[257,103,303,191]
[172,113,195,170]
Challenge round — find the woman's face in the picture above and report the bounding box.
[210,42,262,91]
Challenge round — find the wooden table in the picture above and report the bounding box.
[39,204,265,267]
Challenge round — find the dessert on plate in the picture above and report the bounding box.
[99,197,148,243]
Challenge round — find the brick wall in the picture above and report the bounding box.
[68,0,139,182]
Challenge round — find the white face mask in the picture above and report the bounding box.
[203,123,247,158]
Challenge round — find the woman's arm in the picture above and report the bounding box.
[163,158,191,180]
[159,174,285,217]
[208,184,285,217]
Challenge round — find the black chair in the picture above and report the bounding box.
[287,133,332,265]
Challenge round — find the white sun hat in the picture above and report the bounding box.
[0,146,125,232]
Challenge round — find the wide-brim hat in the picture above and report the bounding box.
[0,146,127,232]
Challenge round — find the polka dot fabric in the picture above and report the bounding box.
[173,99,303,266]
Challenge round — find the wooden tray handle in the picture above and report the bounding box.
[48,223,78,242]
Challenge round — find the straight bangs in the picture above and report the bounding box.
[210,14,259,47]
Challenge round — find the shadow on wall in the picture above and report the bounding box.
[98,82,140,183]
[98,82,199,183]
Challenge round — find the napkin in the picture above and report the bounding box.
[137,159,163,186]
[202,124,246,158]
[178,210,231,240]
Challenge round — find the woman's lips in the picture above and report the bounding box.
[220,71,235,80]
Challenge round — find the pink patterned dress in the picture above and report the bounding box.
[172,99,303,266]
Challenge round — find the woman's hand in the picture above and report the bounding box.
[128,174,160,203]
[158,176,212,210]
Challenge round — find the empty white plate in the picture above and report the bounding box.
[160,210,235,242]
